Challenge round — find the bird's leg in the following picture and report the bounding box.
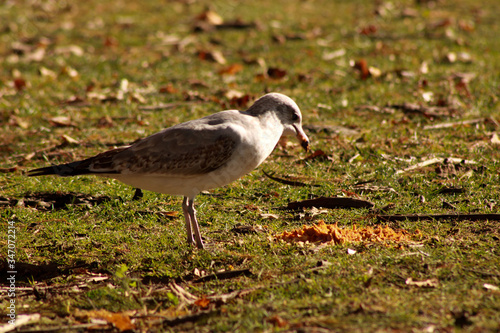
[185,197,205,249]
[182,197,195,245]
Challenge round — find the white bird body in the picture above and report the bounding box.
[29,93,310,249]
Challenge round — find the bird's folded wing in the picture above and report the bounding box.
[103,127,238,175]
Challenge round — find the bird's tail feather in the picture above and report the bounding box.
[28,159,93,177]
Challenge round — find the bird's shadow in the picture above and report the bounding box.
[0,191,116,211]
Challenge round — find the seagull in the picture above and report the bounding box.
[28,93,310,249]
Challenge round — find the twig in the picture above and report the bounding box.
[263,170,320,187]
[423,118,484,130]
[377,213,500,222]
[395,157,476,175]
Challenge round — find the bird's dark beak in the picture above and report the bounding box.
[294,125,310,151]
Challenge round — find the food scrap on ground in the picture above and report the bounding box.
[276,220,421,245]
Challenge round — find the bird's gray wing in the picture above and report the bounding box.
[98,125,238,175]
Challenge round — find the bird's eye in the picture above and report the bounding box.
[292,113,299,121]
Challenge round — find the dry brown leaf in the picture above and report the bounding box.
[13,77,27,91]
[8,115,29,129]
[359,25,377,35]
[198,50,227,64]
[266,315,288,328]
[159,83,178,94]
[97,115,114,128]
[267,67,287,79]
[259,213,280,220]
[194,297,211,308]
[84,309,135,331]
[352,59,370,80]
[48,116,76,127]
[218,63,243,75]
[304,149,329,161]
[195,9,224,26]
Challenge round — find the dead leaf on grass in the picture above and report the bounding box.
[8,115,29,129]
[266,315,288,328]
[78,309,135,332]
[259,213,280,220]
[267,67,287,79]
[359,24,377,35]
[218,63,243,75]
[194,297,211,308]
[303,149,332,162]
[491,133,500,145]
[48,115,77,127]
[197,49,227,64]
[352,183,397,194]
[405,277,439,288]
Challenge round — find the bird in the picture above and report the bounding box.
[28,92,310,249]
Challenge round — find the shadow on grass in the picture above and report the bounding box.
[0,191,114,211]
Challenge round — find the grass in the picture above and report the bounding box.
[1,0,500,331]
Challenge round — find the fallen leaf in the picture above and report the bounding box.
[266,315,288,328]
[304,149,329,161]
[0,166,17,173]
[352,59,370,80]
[198,50,227,64]
[483,283,499,291]
[195,9,224,26]
[85,310,135,331]
[194,297,211,308]
[13,77,27,91]
[405,278,438,288]
[267,67,287,79]
[61,134,79,144]
[97,115,114,128]
[260,213,280,220]
[54,45,84,56]
[61,66,79,78]
[104,36,118,47]
[322,48,346,61]
[491,133,500,145]
[359,25,377,35]
[159,83,178,94]
[8,115,29,129]
[39,66,57,78]
[218,63,243,75]
[48,116,76,127]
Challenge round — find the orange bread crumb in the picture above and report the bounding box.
[276,220,421,245]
